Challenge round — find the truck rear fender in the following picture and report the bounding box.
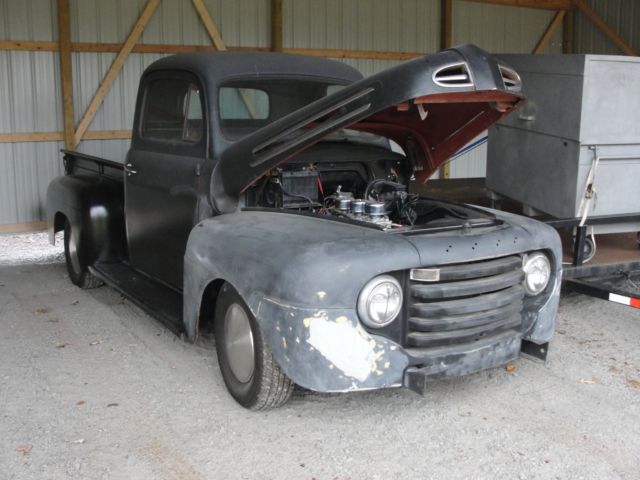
[46,175,127,266]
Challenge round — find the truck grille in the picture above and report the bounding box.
[406,255,525,349]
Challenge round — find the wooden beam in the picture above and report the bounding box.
[463,0,573,10]
[57,0,75,149]
[73,0,160,147]
[573,0,638,56]
[191,0,226,51]
[532,9,565,53]
[439,0,453,180]
[0,130,131,144]
[283,47,423,60]
[0,40,269,54]
[271,0,283,52]
[0,40,57,51]
[84,130,132,140]
[562,7,574,53]
[0,40,426,60]
[0,221,48,234]
[0,132,63,143]
[72,42,268,54]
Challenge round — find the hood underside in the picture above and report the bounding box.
[212,44,524,213]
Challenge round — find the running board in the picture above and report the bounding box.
[90,262,184,336]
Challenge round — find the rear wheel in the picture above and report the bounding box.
[214,283,293,409]
[63,220,103,289]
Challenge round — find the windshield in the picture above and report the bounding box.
[218,79,345,140]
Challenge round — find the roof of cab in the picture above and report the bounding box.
[144,51,364,85]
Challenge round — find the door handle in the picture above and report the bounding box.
[125,163,137,176]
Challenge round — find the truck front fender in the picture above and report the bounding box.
[182,210,421,341]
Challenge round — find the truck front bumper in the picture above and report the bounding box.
[403,331,522,394]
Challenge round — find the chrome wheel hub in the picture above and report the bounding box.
[223,303,255,383]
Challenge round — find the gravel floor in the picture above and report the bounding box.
[0,239,639,479]
[0,232,64,266]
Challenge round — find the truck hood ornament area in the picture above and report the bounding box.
[212,44,523,212]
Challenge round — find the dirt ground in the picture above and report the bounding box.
[1,240,640,479]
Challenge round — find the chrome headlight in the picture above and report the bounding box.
[522,252,551,296]
[357,275,403,328]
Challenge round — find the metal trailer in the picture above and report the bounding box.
[484,53,640,309]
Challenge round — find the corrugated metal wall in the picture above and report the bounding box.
[574,0,640,55]
[0,0,567,227]
[0,0,60,226]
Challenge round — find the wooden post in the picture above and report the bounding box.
[191,0,258,118]
[73,0,160,147]
[57,0,75,150]
[439,0,453,179]
[440,0,453,53]
[532,9,565,53]
[271,0,283,52]
[562,8,574,54]
[573,0,637,56]
[191,0,226,51]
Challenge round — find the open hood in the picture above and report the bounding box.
[211,44,524,213]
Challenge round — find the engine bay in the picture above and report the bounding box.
[248,172,493,230]
[245,161,496,231]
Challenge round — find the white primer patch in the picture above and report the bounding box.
[306,313,381,382]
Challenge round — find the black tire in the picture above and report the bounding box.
[63,220,103,289]
[214,283,293,410]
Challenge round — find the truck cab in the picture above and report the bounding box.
[47,45,561,409]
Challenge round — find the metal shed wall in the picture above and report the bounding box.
[1,0,564,228]
[574,0,640,55]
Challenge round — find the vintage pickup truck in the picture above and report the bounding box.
[47,44,561,409]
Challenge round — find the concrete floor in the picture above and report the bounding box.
[1,261,640,479]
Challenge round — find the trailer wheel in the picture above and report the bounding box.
[214,283,293,410]
[572,234,596,263]
[63,220,103,289]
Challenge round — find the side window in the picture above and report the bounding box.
[141,78,204,143]
[219,87,269,120]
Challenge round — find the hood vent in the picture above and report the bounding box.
[499,65,522,92]
[433,62,473,88]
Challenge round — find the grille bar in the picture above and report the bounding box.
[412,255,522,282]
[410,285,524,317]
[409,302,522,332]
[410,269,524,300]
[407,315,522,348]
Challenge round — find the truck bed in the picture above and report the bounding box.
[62,150,124,182]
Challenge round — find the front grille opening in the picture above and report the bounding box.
[433,63,473,87]
[499,65,522,92]
[406,255,525,349]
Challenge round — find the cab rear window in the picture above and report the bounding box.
[218,79,343,140]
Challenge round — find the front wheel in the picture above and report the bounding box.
[63,220,103,289]
[214,283,293,409]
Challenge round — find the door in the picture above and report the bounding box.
[125,73,206,289]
